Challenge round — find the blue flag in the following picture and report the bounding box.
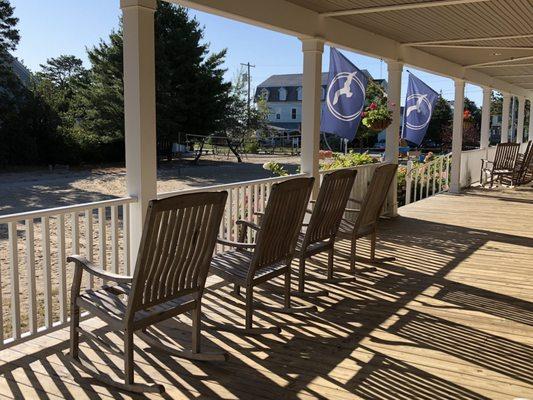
[320,48,368,141]
[402,73,439,146]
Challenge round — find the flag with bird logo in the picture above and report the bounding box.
[320,48,368,141]
[402,72,439,146]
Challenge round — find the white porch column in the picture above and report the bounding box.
[527,98,533,140]
[121,0,158,266]
[501,93,511,143]
[480,86,491,150]
[516,96,525,143]
[385,61,403,217]
[450,78,465,194]
[300,38,324,197]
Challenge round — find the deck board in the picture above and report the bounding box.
[0,186,532,399]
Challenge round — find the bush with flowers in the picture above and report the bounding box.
[361,97,394,131]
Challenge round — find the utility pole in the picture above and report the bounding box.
[240,62,255,126]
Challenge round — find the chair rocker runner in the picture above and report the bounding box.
[209,177,315,335]
[338,163,398,273]
[68,191,228,394]
[480,142,520,187]
[508,141,533,186]
[293,168,358,297]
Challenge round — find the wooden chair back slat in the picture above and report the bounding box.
[517,141,533,184]
[494,143,520,170]
[356,163,397,231]
[127,191,227,319]
[250,177,314,274]
[305,169,358,245]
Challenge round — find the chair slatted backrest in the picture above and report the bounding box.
[250,177,314,275]
[127,191,227,319]
[518,141,533,182]
[356,163,397,231]
[494,143,520,170]
[304,169,358,246]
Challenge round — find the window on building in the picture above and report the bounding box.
[297,87,302,101]
[291,108,297,120]
[278,87,287,101]
[276,108,281,120]
[260,88,269,99]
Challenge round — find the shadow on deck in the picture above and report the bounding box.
[0,187,532,399]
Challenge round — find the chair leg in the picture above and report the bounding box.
[245,286,254,330]
[192,303,201,354]
[350,238,356,274]
[70,301,80,360]
[124,330,134,386]
[370,231,376,261]
[284,269,291,309]
[356,231,394,266]
[298,257,306,293]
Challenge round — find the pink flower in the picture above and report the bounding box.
[369,102,377,110]
[361,111,366,118]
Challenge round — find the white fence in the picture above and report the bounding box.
[405,153,452,205]
[0,197,135,348]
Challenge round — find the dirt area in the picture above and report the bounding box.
[0,154,299,338]
[0,154,300,216]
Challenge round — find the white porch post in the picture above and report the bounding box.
[501,93,511,143]
[300,38,324,197]
[450,78,465,194]
[516,96,525,143]
[480,86,491,150]
[527,98,533,140]
[385,61,403,217]
[121,0,158,266]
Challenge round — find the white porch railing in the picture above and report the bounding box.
[319,162,391,214]
[0,197,135,349]
[405,153,452,205]
[159,173,310,249]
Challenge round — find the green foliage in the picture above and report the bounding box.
[244,139,259,153]
[321,151,377,171]
[262,161,288,176]
[425,95,452,146]
[361,96,392,130]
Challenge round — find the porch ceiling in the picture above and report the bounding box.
[174,0,533,97]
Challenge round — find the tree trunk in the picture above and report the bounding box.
[226,138,243,163]
[191,139,206,165]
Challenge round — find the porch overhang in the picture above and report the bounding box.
[171,0,533,98]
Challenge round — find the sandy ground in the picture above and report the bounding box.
[0,154,300,216]
[0,154,299,338]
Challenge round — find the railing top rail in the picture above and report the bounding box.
[158,173,308,199]
[0,196,137,224]
[318,161,385,175]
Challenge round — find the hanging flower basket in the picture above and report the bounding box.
[362,99,394,132]
[366,118,392,132]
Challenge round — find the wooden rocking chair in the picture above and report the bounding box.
[294,168,358,297]
[68,191,228,393]
[511,141,533,186]
[480,142,520,187]
[209,177,315,335]
[338,163,397,273]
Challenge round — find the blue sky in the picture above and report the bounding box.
[11,0,483,105]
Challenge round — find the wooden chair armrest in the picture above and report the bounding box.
[67,255,133,283]
[347,198,362,204]
[236,220,261,231]
[344,207,360,213]
[216,238,256,249]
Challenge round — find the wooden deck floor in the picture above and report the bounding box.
[1,186,532,399]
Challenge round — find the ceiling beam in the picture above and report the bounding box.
[410,44,533,50]
[402,33,533,46]
[320,0,490,17]
[466,55,533,68]
[472,63,533,69]
[494,74,533,78]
